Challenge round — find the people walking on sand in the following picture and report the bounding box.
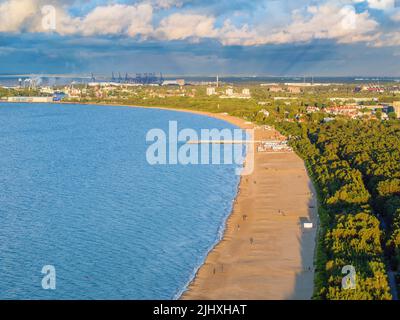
[237,224,240,231]
[213,267,216,275]
[250,237,254,245]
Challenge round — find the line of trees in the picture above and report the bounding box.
[276,119,395,299]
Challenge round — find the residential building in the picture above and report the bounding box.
[242,88,250,96]
[226,88,234,96]
[206,87,216,96]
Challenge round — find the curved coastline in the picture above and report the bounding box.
[180,121,318,299]
[3,101,317,299]
[66,103,318,300]
[58,102,254,300]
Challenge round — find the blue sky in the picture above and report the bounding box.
[1,0,400,76]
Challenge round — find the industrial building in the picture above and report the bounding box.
[110,72,163,85]
[162,79,185,86]
[7,96,54,103]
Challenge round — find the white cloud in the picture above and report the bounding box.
[0,0,37,32]
[0,1,154,37]
[365,0,395,10]
[216,3,379,45]
[74,4,153,37]
[371,31,400,46]
[155,13,217,41]
[0,0,389,48]
[352,0,395,10]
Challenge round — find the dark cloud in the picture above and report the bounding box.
[1,32,399,76]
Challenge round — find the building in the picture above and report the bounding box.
[7,96,54,103]
[393,101,400,118]
[325,105,362,118]
[288,86,302,94]
[64,86,82,98]
[226,88,234,96]
[162,79,185,86]
[206,87,216,96]
[219,89,251,99]
[242,88,250,96]
[306,106,320,113]
[257,140,292,153]
[267,85,284,93]
[361,85,385,93]
[40,87,55,94]
[329,97,378,103]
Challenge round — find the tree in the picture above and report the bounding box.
[388,112,397,120]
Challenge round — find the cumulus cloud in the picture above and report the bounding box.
[284,4,378,44]
[63,4,154,37]
[0,0,37,32]
[155,13,218,41]
[216,3,379,45]
[371,31,400,46]
[0,0,390,48]
[352,0,396,10]
[364,0,395,10]
[0,1,154,38]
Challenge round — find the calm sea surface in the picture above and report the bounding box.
[0,103,241,299]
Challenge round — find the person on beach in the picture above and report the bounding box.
[250,237,254,245]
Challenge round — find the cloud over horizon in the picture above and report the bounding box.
[0,0,397,45]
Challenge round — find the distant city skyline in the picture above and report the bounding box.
[1,0,400,76]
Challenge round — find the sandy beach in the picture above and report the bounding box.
[179,112,318,300]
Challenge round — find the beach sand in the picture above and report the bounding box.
[180,113,318,300]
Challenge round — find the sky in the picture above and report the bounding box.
[1,0,400,76]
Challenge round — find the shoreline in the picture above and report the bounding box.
[79,102,318,300]
[181,118,318,299]
[3,101,318,299]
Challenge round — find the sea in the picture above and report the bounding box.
[0,103,242,299]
